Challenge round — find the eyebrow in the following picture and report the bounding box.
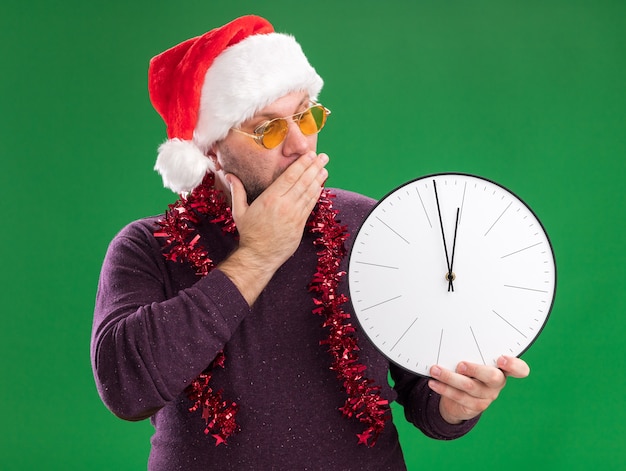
[253,96,310,121]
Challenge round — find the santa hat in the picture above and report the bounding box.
[148,15,324,193]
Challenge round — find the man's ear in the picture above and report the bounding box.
[206,144,222,171]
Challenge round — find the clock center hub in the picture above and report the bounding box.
[445,272,456,282]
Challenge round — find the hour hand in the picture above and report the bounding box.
[447,207,460,292]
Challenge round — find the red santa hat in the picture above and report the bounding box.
[148,15,324,193]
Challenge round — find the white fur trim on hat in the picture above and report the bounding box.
[193,32,324,152]
[154,138,213,194]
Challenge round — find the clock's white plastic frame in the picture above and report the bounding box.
[347,173,556,377]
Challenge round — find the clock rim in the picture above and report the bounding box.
[346,172,558,377]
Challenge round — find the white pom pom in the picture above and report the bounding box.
[154,139,212,193]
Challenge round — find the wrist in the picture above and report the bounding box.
[438,396,464,425]
[217,246,278,306]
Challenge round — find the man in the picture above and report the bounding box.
[91,15,529,470]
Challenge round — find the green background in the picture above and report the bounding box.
[1,1,624,469]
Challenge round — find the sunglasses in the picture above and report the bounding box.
[232,103,331,149]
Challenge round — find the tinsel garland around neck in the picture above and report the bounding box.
[154,172,390,447]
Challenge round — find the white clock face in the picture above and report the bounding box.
[348,173,556,377]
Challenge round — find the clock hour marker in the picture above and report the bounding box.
[504,284,549,293]
[354,261,399,270]
[415,187,432,228]
[436,329,444,364]
[469,326,486,365]
[484,202,512,236]
[500,242,543,259]
[390,317,419,351]
[492,310,527,338]
[360,295,402,311]
[375,216,410,244]
[460,182,467,225]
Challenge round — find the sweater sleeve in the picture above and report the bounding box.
[390,363,480,440]
[90,220,251,421]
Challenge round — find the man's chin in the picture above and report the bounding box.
[245,173,285,205]
[244,185,266,205]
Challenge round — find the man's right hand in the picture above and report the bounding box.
[217,151,329,305]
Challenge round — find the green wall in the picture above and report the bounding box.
[1,1,624,469]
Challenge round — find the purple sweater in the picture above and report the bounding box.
[91,188,478,470]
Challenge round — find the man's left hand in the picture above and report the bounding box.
[428,355,530,424]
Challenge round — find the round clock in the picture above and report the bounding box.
[348,173,556,377]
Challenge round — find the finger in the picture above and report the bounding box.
[454,362,507,389]
[427,377,486,413]
[225,173,249,220]
[294,154,328,207]
[430,364,504,400]
[430,365,483,398]
[277,152,328,199]
[268,153,328,216]
[269,151,320,195]
[497,355,530,378]
[295,153,329,196]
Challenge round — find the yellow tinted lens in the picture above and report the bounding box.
[310,105,328,130]
[298,106,327,135]
[260,119,288,149]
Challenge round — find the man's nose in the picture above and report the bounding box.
[281,118,311,157]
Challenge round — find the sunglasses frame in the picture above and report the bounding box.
[231,102,331,149]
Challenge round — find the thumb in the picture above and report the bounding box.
[497,355,530,378]
[225,173,248,218]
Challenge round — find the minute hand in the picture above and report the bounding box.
[433,180,455,292]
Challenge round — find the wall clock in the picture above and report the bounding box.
[348,173,556,377]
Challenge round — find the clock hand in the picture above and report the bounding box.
[433,180,453,291]
[447,207,460,292]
